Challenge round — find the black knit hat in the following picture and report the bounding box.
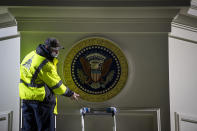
[44,38,64,49]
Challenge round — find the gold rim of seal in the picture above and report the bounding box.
[63,37,128,102]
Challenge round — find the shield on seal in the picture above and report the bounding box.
[91,69,101,82]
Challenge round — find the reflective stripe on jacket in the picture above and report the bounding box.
[19,46,72,114]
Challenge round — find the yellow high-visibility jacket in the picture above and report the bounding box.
[19,44,73,114]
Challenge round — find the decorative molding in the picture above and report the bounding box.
[171,21,197,32]
[0,8,16,29]
[170,23,197,42]
[0,34,20,41]
[16,17,172,32]
[0,111,13,131]
[7,7,179,32]
[175,112,197,131]
[15,17,172,23]
[172,14,197,29]
[118,108,161,131]
[169,34,197,44]
[171,14,197,42]
[9,7,180,19]
[7,7,180,32]
[0,21,16,29]
[0,13,16,28]
[0,7,8,15]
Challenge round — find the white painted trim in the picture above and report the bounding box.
[0,111,13,131]
[55,115,56,131]
[169,34,197,44]
[170,22,197,42]
[0,34,20,41]
[171,22,197,32]
[118,108,161,131]
[188,2,197,17]
[175,112,197,131]
[0,26,18,39]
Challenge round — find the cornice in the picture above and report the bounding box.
[15,17,172,23]
[171,21,197,32]
[170,6,197,43]
[169,34,197,44]
[172,14,197,28]
[171,16,197,43]
[9,7,180,19]
[8,7,179,32]
[0,9,16,28]
[17,18,173,32]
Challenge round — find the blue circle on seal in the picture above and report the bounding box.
[71,45,121,95]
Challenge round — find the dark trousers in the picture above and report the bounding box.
[22,102,55,131]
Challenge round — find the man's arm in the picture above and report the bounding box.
[39,61,79,99]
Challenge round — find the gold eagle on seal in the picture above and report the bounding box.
[79,53,112,84]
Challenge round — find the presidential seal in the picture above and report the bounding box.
[64,37,128,102]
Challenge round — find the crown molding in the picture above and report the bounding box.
[170,3,197,44]
[0,9,16,28]
[172,21,197,32]
[173,14,197,28]
[16,18,173,32]
[9,7,180,19]
[169,34,197,44]
[0,7,8,14]
[7,7,179,32]
[175,112,197,131]
[171,19,197,42]
[16,17,172,23]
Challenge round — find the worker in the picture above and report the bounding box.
[19,38,80,131]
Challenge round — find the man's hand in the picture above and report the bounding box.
[70,92,80,100]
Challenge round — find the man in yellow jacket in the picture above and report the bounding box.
[19,38,79,131]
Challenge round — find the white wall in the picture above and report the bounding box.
[169,37,197,131]
[0,26,20,131]
[10,7,180,131]
[169,11,197,131]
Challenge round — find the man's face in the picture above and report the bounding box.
[50,47,60,58]
[45,45,60,58]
